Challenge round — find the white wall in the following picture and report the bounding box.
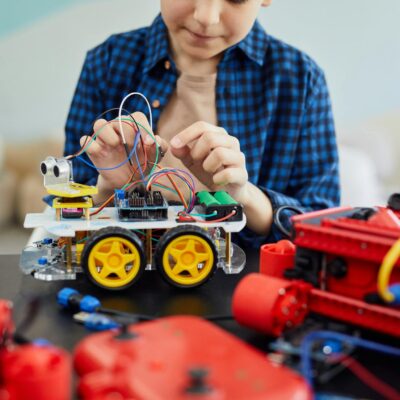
[0,0,399,142]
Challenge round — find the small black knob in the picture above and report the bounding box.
[185,367,212,395]
[327,258,347,278]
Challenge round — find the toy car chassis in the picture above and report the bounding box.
[21,204,246,290]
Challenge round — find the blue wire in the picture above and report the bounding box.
[132,130,146,183]
[301,330,400,388]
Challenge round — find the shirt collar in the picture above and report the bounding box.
[143,15,171,74]
[143,15,269,73]
[236,20,269,66]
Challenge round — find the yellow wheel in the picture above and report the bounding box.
[81,227,145,290]
[154,225,217,288]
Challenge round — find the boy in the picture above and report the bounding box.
[65,0,340,248]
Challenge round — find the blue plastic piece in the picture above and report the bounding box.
[389,284,400,305]
[80,295,101,313]
[38,257,48,265]
[57,287,78,307]
[115,189,125,201]
[321,339,342,355]
[84,313,120,331]
[42,238,53,245]
[33,338,52,347]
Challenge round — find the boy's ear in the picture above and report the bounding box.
[261,0,272,7]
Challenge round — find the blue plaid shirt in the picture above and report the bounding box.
[65,15,340,248]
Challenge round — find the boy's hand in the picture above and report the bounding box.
[80,112,168,196]
[170,121,249,204]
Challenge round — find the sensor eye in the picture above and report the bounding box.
[40,162,48,175]
[40,157,57,176]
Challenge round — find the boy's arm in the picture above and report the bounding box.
[64,48,106,187]
[256,70,340,243]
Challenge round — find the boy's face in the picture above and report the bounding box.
[161,0,271,63]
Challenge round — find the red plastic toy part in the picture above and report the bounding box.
[0,299,71,400]
[259,240,295,278]
[292,206,400,301]
[233,274,400,338]
[232,274,311,336]
[74,316,311,400]
[0,300,14,343]
[1,345,71,400]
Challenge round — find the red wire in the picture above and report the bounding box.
[340,356,400,400]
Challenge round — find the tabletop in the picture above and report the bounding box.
[0,252,399,399]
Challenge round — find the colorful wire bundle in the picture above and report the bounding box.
[64,91,235,221]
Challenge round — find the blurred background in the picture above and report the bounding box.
[0,0,399,253]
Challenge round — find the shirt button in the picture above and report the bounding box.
[152,99,161,108]
[164,60,171,70]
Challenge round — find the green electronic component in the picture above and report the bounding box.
[213,191,238,205]
[197,191,220,206]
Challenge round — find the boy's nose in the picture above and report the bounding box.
[193,0,222,27]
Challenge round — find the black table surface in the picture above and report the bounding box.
[1,252,399,399]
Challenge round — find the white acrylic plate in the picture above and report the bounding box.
[24,206,246,237]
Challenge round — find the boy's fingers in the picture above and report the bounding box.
[170,144,193,165]
[170,121,225,149]
[80,135,102,157]
[213,167,248,187]
[190,132,240,162]
[93,119,121,148]
[131,111,155,144]
[144,136,169,161]
[110,116,138,147]
[203,148,246,174]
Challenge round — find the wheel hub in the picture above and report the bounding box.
[108,254,122,268]
[182,252,195,265]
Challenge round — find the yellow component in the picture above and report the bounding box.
[162,234,214,286]
[87,236,141,289]
[52,197,93,209]
[46,183,98,198]
[75,243,85,265]
[377,238,400,303]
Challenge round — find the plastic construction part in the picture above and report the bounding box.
[233,272,400,337]
[0,299,14,342]
[291,206,400,299]
[57,287,79,307]
[196,191,243,222]
[233,273,311,337]
[38,257,48,266]
[74,316,312,400]
[1,299,71,400]
[57,288,101,313]
[2,344,71,400]
[259,240,296,278]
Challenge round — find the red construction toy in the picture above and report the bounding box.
[233,202,400,338]
[0,300,71,400]
[74,315,311,400]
